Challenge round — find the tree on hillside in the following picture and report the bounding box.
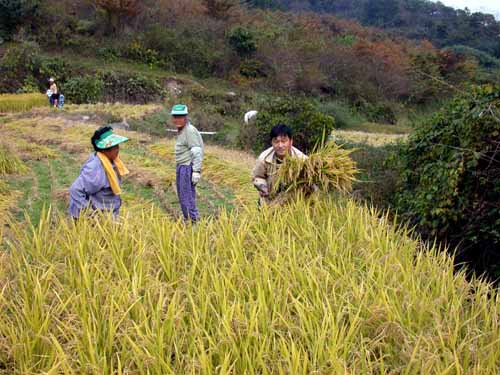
[92,0,141,34]
[202,0,239,19]
[0,0,40,40]
[251,0,500,58]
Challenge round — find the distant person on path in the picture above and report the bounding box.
[48,78,60,107]
[252,124,307,205]
[170,104,204,222]
[69,126,129,219]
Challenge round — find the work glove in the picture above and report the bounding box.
[255,182,269,197]
[192,171,201,185]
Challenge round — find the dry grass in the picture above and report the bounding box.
[0,144,28,175]
[150,142,257,205]
[64,103,162,120]
[0,180,21,230]
[333,129,407,146]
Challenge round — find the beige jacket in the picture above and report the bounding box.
[252,146,307,200]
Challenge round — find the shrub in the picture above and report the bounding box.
[63,75,104,104]
[100,71,165,104]
[0,0,40,41]
[240,97,335,154]
[228,26,257,58]
[318,100,366,129]
[239,59,267,78]
[38,56,71,86]
[355,100,397,124]
[96,46,120,62]
[124,40,160,68]
[0,41,41,75]
[17,75,40,94]
[142,26,220,77]
[394,84,500,279]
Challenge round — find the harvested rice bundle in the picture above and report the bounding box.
[272,142,357,199]
[0,144,27,175]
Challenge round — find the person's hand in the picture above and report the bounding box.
[192,171,201,185]
[255,183,269,197]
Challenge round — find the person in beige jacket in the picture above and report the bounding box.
[252,124,306,204]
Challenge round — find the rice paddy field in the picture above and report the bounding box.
[0,102,499,374]
[0,93,47,113]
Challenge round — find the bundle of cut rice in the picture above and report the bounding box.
[271,142,357,200]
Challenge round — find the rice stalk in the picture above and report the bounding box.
[0,144,28,175]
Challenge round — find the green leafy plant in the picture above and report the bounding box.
[228,26,257,58]
[63,75,104,104]
[394,84,500,279]
[240,97,335,154]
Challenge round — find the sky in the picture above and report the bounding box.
[437,0,500,18]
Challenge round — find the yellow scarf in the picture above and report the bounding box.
[96,152,129,195]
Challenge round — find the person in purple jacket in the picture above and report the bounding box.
[69,126,129,219]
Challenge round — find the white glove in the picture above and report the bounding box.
[192,171,201,185]
[255,182,269,197]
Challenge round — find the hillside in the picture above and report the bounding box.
[252,0,500,61]
[1,0,496,118]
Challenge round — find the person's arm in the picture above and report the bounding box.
[187,127,204,183]
[252,158,269,196]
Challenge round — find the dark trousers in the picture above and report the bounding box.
[176,164,199,222]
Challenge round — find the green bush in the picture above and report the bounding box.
[99,71,165,104]
[240,97,335,154]
[96,46,120,62]
[0,41,43,93]
[142,26,220,77]
[63,75,104,104]
[228,26,257,58]
[17,75,39,94]
[38,56,71,86]
[356,100,397,124]
[124,40,160,68]
[239,59,267,78]
[0,0,40,41]
[318,100,366,129]
[394,84,500,279]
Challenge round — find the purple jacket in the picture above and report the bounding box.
[68,153,122,218]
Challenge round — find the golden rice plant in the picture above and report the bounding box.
[0,144,28,175]
[272,142,357,199]
[0,93,47,113]
[150,142,257,206]
[0,198,498,374]
[0,180,21,231]
[64,103,162,120]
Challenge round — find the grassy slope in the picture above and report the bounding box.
[0,105,257,225]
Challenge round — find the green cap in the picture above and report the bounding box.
[171,104,188,116]
[95,129,129,150]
